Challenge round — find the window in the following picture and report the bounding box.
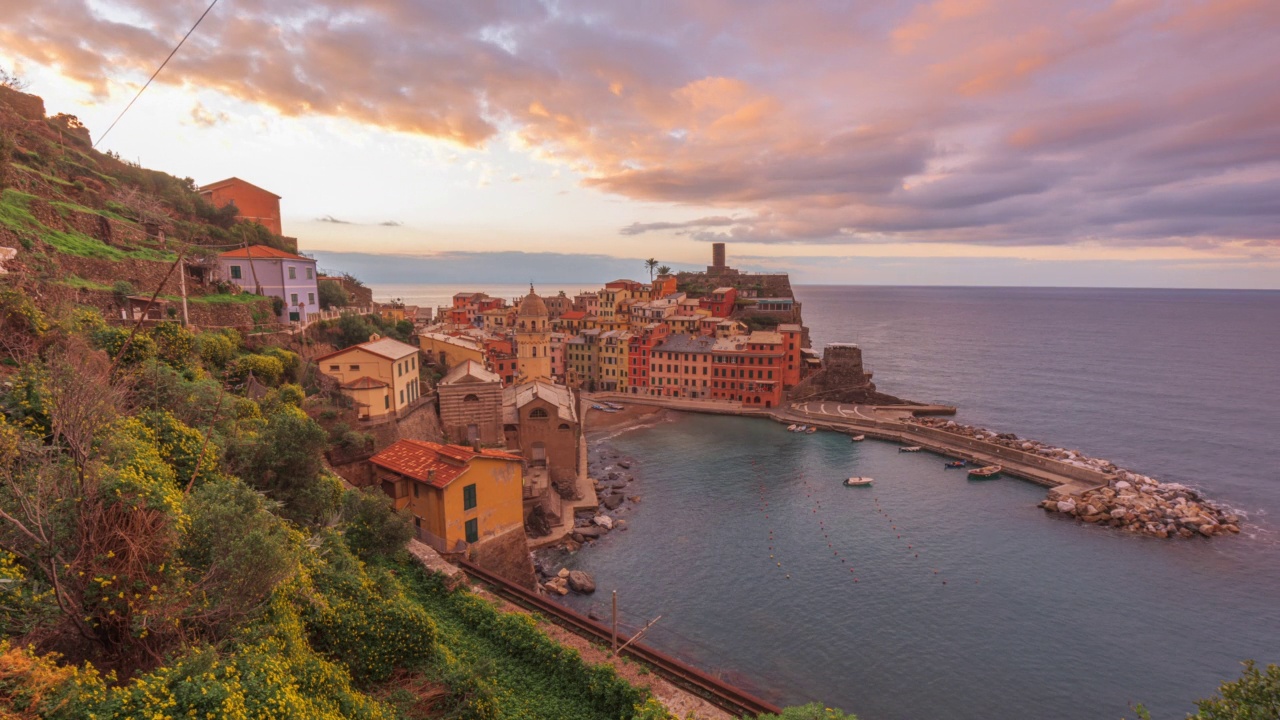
[288,266,297,280]
[230,265,242,279]
[529,408,549,419]
[400,389,405,404]
[413,483,420,498]
[463,484,477,510]
[349,364,360,371]
[463,393,480,402]
[308,292,315,305]
[414,516,421,528]
[306,267,314,280]
[329,364,339,371]
[291,293,298,305]
[384,395,390,409]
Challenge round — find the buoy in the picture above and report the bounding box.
[777,562,782,567]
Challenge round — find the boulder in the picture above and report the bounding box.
[1110,508,1128,520]
[568,570,596,594]
[1056,500,1077,514]
[615,519,628,531]
[576,526,604,539]
[1113,481,1132,491]
[593,515,614,530]
[557,568,570,579]
[603,493,625,510]
[618,461,632,469]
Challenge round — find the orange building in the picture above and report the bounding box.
[200,177,283,236]
[650,334,717,399]
[711,332,786,408]
[371,440,525,553]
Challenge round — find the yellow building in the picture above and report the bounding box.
[316,336,422,420]
[419,331,486,369]
[371,440,525,553]
[515,286,552,383]
[599,330,632,392]
[565,329,601,391]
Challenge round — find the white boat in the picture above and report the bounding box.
[792,425,807,433]
[899,446,923,453]
[844,477,874,487]
[787,424,798,432]
[850,434,866,442]
[604,402,625,410]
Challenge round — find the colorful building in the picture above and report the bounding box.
[650,334,717,399]
[370,440,525,553]
[437,360,504,446]
[316,336,423,420]
[700,287,738,317]
[217,245,319,323]
[598,330,632,392]
[515,287,552,383]
[419,331,486,370]
[627,324,669,395]
[710,331,786,408]
[199,177,284,236]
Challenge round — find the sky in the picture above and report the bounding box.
[3,0,1279,288]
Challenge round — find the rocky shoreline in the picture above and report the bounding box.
[907,416,1242,539]
[534,442,644,595]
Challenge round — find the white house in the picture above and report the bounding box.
[217,245,320,323]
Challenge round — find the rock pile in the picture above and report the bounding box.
[906,417,1242,539]
[538,567,596,596]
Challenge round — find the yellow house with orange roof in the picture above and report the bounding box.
[316,335,422,420]
[370,439,525,553]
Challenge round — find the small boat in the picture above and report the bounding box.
[850,434,866,442]
[787,424,798,432]
[899,446,922,453]
[944,460,966,469]
[604,402,625,410]
[968,465,1002,479]
[792,425,807,433]
[591,404,607,411]
[844,477,874,487]
[806,426,817,434]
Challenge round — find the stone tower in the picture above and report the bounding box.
[515,285,552,382]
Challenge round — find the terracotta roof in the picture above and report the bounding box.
[440,359,501,385]
[558,310,589,320]
[200,177,281,198]
[371,439,522,488]
[219,245,309,261]
[315,336,419,362]
[341,376,389,389]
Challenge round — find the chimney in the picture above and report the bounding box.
[427,469,436,484]
[472,438,482,453]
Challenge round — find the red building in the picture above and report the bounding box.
[710,331,785,409]
[200,177,283,236]
[779,323,804,389]
[626,323,669,394]
[699,287,738,318]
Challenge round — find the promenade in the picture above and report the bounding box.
[586,392,1109,497]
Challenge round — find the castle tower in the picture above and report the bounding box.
[515,285,552,383]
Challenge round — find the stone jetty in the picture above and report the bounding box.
[907,417,1240,539]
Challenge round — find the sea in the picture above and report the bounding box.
[379,284,1280,720]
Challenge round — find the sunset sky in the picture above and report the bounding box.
[3,0,1278,287]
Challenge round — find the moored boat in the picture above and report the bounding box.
[899,446,922,453]
[944,460,966,469]
[787,424,798,432]
[844,476,874,487]
[850,434,866,442]
[793,425,807,433]
[968,465,1002,479]
[806,426,817,434]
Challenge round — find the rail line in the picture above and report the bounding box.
[456,559,782,718]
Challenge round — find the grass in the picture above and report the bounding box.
[58,275,113,291]
[13,164,73,187]
[1,188,174,262]
[49,199,135,224]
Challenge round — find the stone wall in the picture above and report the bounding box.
[439,381,504,445]
[789,344,911,405]
[0,87,45,122]
[467,525,537,590]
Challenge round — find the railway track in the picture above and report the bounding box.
[457,559,782,718]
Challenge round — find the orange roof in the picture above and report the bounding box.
[200,177,281,198]
[559,310,589,320]
[219,245,310,261]
[371,439,522,488]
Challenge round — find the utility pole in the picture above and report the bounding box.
[612,590,618,652]
[178,258,190,326]
[616,615,663,655]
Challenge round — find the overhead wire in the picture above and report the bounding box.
[94,0,222,149]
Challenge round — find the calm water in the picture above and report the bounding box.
[531,286,1280,720]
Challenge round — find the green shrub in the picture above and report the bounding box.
[339,488,413,561]
[149,321,194,370]
[91,325,156,365]
[227,353,284,386]
[196,329,238,368]
[1192,660,1280,719]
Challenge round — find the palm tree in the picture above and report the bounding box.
[645,258,658,281]
[657,265,672,277]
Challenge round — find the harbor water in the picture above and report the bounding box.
[539,286,1280,720]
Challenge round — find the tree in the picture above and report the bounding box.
[644,258,658,281]
[339,487,413,560]
[1192,660,1280,719]
[318,279,350,310]
[657,265,672,276]
[0,66,28,91]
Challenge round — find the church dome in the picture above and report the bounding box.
[518,285,548,317]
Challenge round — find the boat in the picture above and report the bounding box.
[591,404,607,411]
[944,460,966,469]
[850,434,866,442]
[806,426,817,434]
[844,477,874,487]
[604,402,626,410]
[787,424,798,432]
[899,446,923,453]
[792,425,807,433]
[968,465,1002,479]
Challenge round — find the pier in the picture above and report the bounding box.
[586,393,1110,497]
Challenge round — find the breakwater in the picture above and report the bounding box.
[587,393,1240,539]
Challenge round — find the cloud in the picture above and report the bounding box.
[5,0,1279,251]
[187,101,228,127]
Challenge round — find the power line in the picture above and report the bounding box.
[93,0,222,149]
